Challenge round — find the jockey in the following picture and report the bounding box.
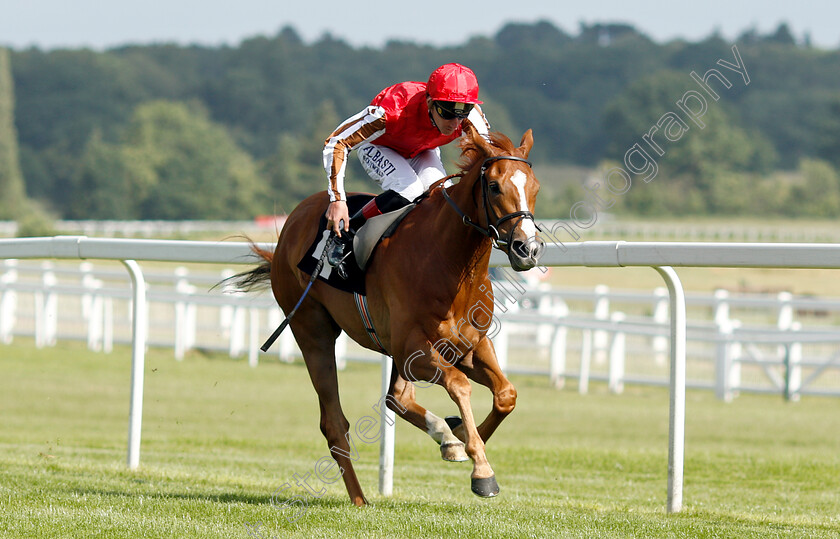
[323,62,491,267]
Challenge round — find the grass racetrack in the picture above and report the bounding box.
[1,340,839,538]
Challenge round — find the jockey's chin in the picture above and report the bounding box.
[438,125,457,136]
[436,117,463,136]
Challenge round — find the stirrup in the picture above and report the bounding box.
[326,234,353,280]
[327,238,346,267]
[326,232,352,268]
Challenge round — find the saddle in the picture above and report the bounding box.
[353,204,415,270]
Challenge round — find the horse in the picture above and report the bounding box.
[229,124,544,506]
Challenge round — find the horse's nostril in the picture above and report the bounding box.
[512,239,543,259]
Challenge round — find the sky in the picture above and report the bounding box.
[2,0,838,51]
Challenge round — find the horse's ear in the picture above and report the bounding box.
[465,123,495,157]
[518,129,534,158]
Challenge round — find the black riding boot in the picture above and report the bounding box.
[326,214,364,267]
[327,190,410,268]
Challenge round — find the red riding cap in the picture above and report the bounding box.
[426,63,483,104]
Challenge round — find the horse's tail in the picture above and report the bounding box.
[214,239,275,293]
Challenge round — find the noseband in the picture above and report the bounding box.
[441,155,540,250]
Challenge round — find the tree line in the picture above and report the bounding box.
[2,21,840,226]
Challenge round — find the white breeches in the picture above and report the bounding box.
[357,142,446,201]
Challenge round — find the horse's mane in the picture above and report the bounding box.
[457,131,516,174]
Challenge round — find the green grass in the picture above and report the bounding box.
[1,340,839,538]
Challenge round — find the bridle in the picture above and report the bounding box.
[441,155,541,250]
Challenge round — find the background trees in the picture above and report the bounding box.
[2,21,840,221]
[0,48,26,220]
[601,70,779,215]
[68,101,268,219]
[0,47,53,235]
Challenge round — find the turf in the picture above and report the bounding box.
[1,340,838,538]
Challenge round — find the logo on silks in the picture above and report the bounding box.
[360,146,397,177]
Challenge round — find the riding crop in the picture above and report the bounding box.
[260,233,334,351]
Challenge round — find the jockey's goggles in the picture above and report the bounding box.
[433,100,474,120]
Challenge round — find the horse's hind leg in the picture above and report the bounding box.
[289,303,368,506]
[387,372,468,462]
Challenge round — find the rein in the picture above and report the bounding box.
[441,155,538,249]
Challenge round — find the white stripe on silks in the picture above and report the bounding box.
[467,106,491,141]
[332,106,386,141]
[324,106,387,198]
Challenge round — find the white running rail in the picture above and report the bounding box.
[5,236,840,513]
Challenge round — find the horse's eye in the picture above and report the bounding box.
[488,182,501,195]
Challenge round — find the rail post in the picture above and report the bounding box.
[379,354,395,496]
[608,312,626,394]
[653,266,686,514]
[122,260,147,470]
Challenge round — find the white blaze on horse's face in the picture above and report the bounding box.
[511,170,538,240]
[502,167,544,271]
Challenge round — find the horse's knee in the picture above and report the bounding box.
[391,379,412,401]
[494,384,517,415]
[385,396,407,416]
[388,379,414,415]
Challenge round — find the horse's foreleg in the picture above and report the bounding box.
[290,306,368,507]
[454,337,517,444]
[436,355,499,497]
[387,372,468,462]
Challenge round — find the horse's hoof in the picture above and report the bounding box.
[471,475,500,498]
[440,441,469,462]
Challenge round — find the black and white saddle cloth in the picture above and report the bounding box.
[297,194,415,295]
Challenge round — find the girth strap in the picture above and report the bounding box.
[353,292,388,354]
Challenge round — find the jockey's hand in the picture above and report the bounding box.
[326,200,350,237]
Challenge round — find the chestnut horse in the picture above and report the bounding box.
[230,125,543,506]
